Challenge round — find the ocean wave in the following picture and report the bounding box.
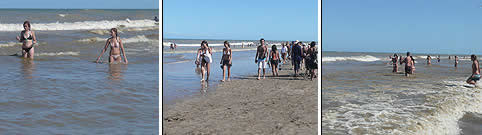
[322,79,482,134]
[0,19,158,31]
[35,51,80,56]
[88,26,158,35]
[0,42,21,47]
[77,35,158,44]
[322,55,381,62]
[58,14,66,17]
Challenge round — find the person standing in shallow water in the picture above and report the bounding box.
[402,52,415,77]
[255,38,269,80]
[426,55,431,65]
[466,54,480,86]
[196,40,212,81]
[16,21,38,59]
[96,28,128,64]
[391,54,399,72]
[455,56,459,67]
[437,55,440,62]
[220,41,232,82]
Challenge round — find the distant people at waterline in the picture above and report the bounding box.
[16,21,37,59]
[466,54,480,86]
[96,28,128,64]
[402,52,415,77]
[220,41,232,82]
[255,38,269,80]
[196,40,212,81]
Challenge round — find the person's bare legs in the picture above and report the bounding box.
[467,77,476,85]
[206,63,210,81]
[271,63,276,77]
[227,66,231,81]
[28,48,34,59]
[221,65,226,82]
[22,49,28,58]
[263,68,266,79]
[201,62,205,81]
[275,64,279,76]
[257,68,261,80]
[109,56,114,64]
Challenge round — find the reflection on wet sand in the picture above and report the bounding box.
[200,81,208,94]
[108,64,127,81]
[21,59,35,79]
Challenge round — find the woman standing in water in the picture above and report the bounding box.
[220,41,232,82]
[16,21,38,59]
[96,28,128,64]
[196,40,212,81]
[455,56,459,67]
[269,45,280,77]
[392,54,399,72]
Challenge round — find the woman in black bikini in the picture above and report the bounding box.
[96,28,128,64]
[16,21,37,59]
[269,45,280,77]
[220,41,232,82]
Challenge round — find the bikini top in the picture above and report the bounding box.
[22,31,33,40]
[110,37,120,48]
[224,48,231,55]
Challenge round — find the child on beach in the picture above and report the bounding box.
[16,21,38,59]
[255,38,269,80]
[466,54,480,86]
[96,28,128,64]
[196,40,212,81]
[269,45,280,77]
[220,41,232,82]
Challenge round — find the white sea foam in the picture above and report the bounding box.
[322,55,381,62]
[0,19,158,31]
[0,42,21,47]
[77,35,158,44]
[35,51,80,56]
[58,14,66,17]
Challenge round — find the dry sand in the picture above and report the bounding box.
[163,63,318,134]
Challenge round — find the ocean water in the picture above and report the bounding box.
[162,39,317,104]
[322,51,482,134]
[0,9,158,134]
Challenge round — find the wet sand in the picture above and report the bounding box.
[163,63,318,134]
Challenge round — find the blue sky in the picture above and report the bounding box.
[163,0,318,41]
[0,0,158,9]
[322,0,482,54]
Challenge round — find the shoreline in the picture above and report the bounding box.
[163,63,318,134]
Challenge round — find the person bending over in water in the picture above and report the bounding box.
[402,52,415,77]
[16,21,37,59]
[196,40,212,81]
[426,55,431,65]
[220,41,232,82]
[467,54,480,85]
[392,54,399,72]
[255,38,269,80]
[455,56,459,67]
[96,28,128,64]
[269,45,280,77]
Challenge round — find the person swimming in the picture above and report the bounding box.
[196,40,212,81]
[16,21,38,59]
[466,54,480,86]
[96,28,128,64]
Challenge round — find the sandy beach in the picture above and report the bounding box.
[163,63,318,134]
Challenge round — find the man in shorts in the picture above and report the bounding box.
[255,38,269,80]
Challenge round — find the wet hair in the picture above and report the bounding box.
[407,52,411,56]
[472,54,477,61]
[224,40,230,47]
[23,21,31,30]
[201,40,209,47]
[272,45,277,51]
[110,28,118,37]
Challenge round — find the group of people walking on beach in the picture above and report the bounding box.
[195,38,318,82]
[389,52,481,86]
[15,21,128,64]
